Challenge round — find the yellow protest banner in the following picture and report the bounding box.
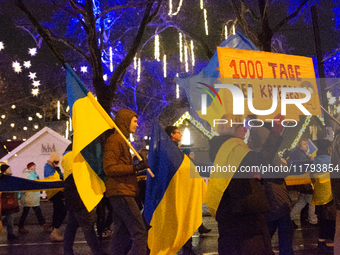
[216,47,321,120]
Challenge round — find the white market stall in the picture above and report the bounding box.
[0,126,71,181]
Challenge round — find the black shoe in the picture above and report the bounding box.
[317,241,333,254]
[292,220,298,229]
[182,248,196,255]
[7,234,18,240]
[198,224,212,234]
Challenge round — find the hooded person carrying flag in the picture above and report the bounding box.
[103,109,149,255]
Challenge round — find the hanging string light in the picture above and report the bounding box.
[32,80,41,87]
[184,45,189,73]
[137,58,141,82]
[28,72,36,80]
[200,0,204,9]
[23,61,31,69]
[134,55,137,70]
[32,88,39,96]
[28,48,37,56]
[225,25,228,39]
[109,46,113,72]
[176,73,180,99]
[204,9,209,35]
[155,35,160,61]
[66,121,69,139]
[172,0,183,16]
[179,32,183,62]
[168,0,173,16]
[190,40,195,67]
[233,25,236,35]
[163,54,167,78]
[57,101,60,120]
[69,117,72,131]
[0,41,4,51]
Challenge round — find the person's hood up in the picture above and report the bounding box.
[115,109,138,138]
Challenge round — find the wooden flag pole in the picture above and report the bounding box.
[110,121,155,178]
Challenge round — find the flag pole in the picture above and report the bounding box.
[110,121,155,178]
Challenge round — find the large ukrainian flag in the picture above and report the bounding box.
[144,122,207,255]
[66,63,114,212]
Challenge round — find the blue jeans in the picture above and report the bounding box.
[109,196,147,255]
[63,208,103,255]
[267,214,294,255]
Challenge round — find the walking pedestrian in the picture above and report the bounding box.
[18,162,50,234]
[62,144,106,255]
[44,151,66,242]
[1,164,19,240]
[206,115,283,255]
[288,139,318,227]
[248,125,294,255]
[103,109,148,255]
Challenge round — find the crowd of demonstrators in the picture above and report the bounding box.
[288,139,318,228]
[18,162,50,234]
[44,151,67,242]
[62,143,107,255]
[207,115,283,255]
[103,109,148,255]
[1,164,19,240]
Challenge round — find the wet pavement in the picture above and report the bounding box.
[0,200,333,255]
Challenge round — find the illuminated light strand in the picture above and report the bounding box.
[168,0,173,16]
[184,45,189,73]
[137,58,141,82]
[179,32,183,62]
[109,47,113,72]
[172,0,183,16]
[233,25,236,35]
[0,41,4,51]
[225,25,228,39]
[57,101,60,120]
[176,73,179,99]
[163,54,167,78]
[134,55,137,70]
[173,111,218,139]
[200,0,203,9]
[32,88,39,96]
[278,116,312,157]
[69,117,72,131]
[66,121,69,139]
[190,40,195,67]
[204,9,209,35]
[155,35,160,61]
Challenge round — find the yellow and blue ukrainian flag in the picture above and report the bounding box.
[66,63,114,212]
[144,121,207,255]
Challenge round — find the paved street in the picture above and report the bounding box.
[0,200,333,255]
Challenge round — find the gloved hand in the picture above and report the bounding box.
[133,160,149,172]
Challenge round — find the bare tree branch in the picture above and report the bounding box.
[273,0,309,33]
[14,0,66,67]
[110,1,162,94]
[96,1,152,20]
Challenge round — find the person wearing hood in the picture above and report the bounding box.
[103,109,148,255]
[18,162,49,234]
[44,151,66,242]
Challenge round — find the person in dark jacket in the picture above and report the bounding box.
[62,144,106,255]
[103,109,148,255]
[330,114,340,255]
[207,115,283,255]
[248,125,294,255]
[1,164,19,240]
